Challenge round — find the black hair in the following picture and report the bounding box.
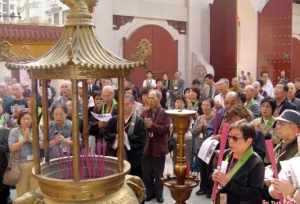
[198,98,214,115]
[261,71,269,76]
[140,88,150,96]
[204,74,214,80]
[191,87,201,100]
[237,92,246,104]
[174,96,187,108]
[257,79,265,87]
[192,79,201,85]
[260,97,276,114]
[229,121,256,141]
[146,71,153,74]
[51,103,68,116]
[184,88,191,95]
[276,83,289,92]
[17,110,31,125]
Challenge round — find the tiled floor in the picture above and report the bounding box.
[145,154,210,204]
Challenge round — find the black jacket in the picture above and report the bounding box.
[104,115,147,167]
[0,128,9,185]
[278,99,296,115]
[220,152,265,204]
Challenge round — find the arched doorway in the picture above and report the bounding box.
[123,25,178,88]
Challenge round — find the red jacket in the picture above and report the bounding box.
[142,107,171,157]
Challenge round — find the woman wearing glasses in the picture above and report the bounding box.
[212,121,265,204]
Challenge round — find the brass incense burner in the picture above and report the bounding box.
[163,109,199,204]
[6,0,145,203]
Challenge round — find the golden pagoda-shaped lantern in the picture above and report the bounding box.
[6,0,145,203]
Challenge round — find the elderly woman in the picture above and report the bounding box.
[8,111,42,197]
[251,97,276,136]
[212,121,265,204]
[49,103,72,159]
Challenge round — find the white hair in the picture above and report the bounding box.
[102,85,115,96]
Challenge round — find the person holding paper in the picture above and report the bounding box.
[212,121,265,204]
[269,155,300,203]
[104,94,146,178]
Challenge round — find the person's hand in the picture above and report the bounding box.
[264,179,272,187]
[253,122,262,132]
[212,170,230,187]
[144,118,153,128]
[211,134,220,140]
[272,179,295,198]
[23,128,31,143]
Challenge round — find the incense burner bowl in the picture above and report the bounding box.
[14,156,144,204]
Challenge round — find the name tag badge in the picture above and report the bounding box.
[220,161,229,173]
[27,155,33,161]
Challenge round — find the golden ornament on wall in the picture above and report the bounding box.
[130,38,152,63]
[0,41,11,61]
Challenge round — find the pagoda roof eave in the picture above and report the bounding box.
[6,23,145,75]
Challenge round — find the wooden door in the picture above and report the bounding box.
[123,25,178,88]
[210,0,237,80]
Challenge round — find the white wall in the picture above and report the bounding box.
[113,0,187,21]
[187,0,212,84]
[93,0,115,53]
[92,0,212,84]
[237,0,258,78]
[293,3,300,38]
[0,62,11,82]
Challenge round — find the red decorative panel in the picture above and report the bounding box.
[123,25,178,87]
[210,0,237,80]
[291,38,300,78]
[257,0,292,83]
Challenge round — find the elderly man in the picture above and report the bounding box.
[53,80,72,106]
[100,85,117,115]
[265,110,300,202]
[207,91,240,136]
[287,82,300,111]
[273,84,296,117]
[274,109,299,163]
[252,81,265,104]
[244,85,260,118]
[6,83,27,115]
[142,89,171,203]
[214,78,230,109]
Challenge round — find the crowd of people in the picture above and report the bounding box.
[0,70,299,204]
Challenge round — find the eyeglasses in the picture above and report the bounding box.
[228,135,244,142]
